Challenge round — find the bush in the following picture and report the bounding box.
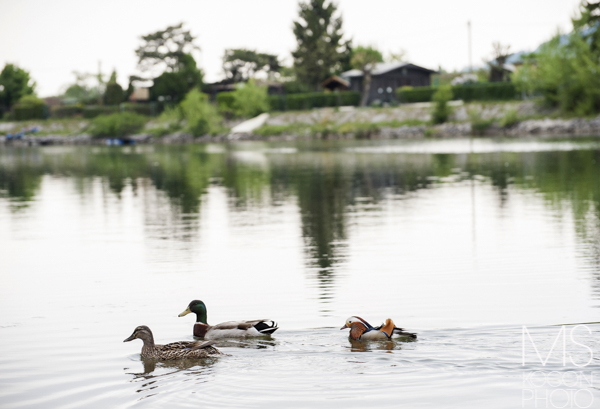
[469,110,494,134]
[397,86,436,103]
[431,86,453,124]
[13,95,49,120]
[88,112,147,138]
[216,92,235,118]
[179,89,222,136]
[120,102,157,116]
[83,105,119,119]
[269,91,361,111]
[51,104,83,118]
[499,109,519,128]
[230,80,270,118]
[396,82,517,103]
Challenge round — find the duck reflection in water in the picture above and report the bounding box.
[348,338,399,352]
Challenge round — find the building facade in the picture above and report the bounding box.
[341,62,436,105]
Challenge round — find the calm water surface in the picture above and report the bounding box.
[1,138,599,408]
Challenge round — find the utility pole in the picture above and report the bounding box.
[467,21,472,73]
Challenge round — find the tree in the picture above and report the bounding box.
[136,23,200,77]
[488,42,511,82]
[136,24,203,103]
[150,53,203,103]
[230,80,270,118]
[387,49,408,63]
[572,0,600,53]
[104,70,124,105]
[223,49,281,82]
[292,0,352,90]
[0,64,35,114]
[351,46,383,107]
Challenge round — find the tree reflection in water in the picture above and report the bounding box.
[1,142,599,302]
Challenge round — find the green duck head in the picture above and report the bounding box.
[178,300,208,324]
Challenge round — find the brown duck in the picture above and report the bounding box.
[341,316,417,341]
[123,325,223,360]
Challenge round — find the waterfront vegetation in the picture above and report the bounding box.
[0,0,599,137]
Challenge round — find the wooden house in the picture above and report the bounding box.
[341,62,436,105]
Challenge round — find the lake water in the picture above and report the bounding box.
[1,138,599,408]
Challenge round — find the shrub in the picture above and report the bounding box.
[13,95,49,120]
[269,91,361,111]
[469,110,494,134]
[499,109,519,128]
[396,82,517,103]
[88,112,147,138]
[431,86,453,124]
[51,104,83,118]
[83,105,119,119]
[230,80,270,118]
[179,89,222,136]
[216,92,236,117]
[397,86,436,103]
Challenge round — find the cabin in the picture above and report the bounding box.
[341,62,437,105]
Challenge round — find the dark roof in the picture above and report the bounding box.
[341,62,437,78]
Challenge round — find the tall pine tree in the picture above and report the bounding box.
[292,0,351,90]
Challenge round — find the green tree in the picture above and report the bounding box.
[136,22,200,75]
[104,70,124,106]
[292,0,352,90]
[179,89,222,136]
[0,64,35,114]
[136,23,204,103]
[572,1,600,53]
[231,79,270,118]
[431,85,453,124]
[223,49,281,82]
[351,46,383,107]
[150,54,203,103]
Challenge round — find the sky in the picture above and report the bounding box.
[0,0,582,97]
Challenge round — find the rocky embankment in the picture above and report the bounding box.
[2,101,600,146]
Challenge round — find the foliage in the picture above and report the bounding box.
[0,64,35,113]
[528,31,600,115]
[179,89,222,136]
[135,22,199,75]
[104,70,124,105]
[351,45,384,107]
[150,54,203,103]
[83,106,119,119]
[292,0,352,89]
[223,49,281,82]
[269,91,361,111]
[499,109,520,128]
[229,80,270,118]
[88,112,147,138]
[572,0,600,53]
[397,82,517,103]
[431,85,453,124]
[488,42,512,82]
[62,71,104,105]
[13,95,48,120]
[51,104,84,119]
[468,110,494,134]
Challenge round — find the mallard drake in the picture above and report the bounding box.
[123,325,223,360]
[341,316,417,341]
[178,300,278,339]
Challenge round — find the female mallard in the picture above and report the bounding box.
[123,325,223,360]
[341,316,417,341]
[178,300,278,339]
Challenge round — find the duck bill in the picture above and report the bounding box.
[123,333,136,342]
[340,324,348,330]
[178,307,192,317]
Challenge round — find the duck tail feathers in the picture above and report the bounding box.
[254,320,278,334]
[392,328,417,339]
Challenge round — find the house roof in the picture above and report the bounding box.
[341,62,436,78]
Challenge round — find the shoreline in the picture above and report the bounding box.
[2,101,600,146]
